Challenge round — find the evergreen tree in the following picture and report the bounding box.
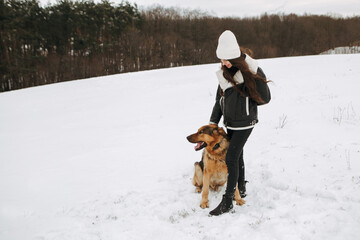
[1,0,359,92]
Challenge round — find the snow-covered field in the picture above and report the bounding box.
[320,46,360,55]
[1,54,360,240]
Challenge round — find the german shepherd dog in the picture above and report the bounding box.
[187,124,245,208]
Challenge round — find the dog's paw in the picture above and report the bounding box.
[235,198,246,206]
[195,187,202,193]
[200,201,209,209]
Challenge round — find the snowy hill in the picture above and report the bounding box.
[320,46,360,54]
[1,54,360,240]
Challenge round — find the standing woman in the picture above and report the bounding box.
[209,30,271,216]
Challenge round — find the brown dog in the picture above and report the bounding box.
[187,124,245,208]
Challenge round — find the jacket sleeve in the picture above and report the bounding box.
[255,67,271,105]
[209,85,223,124]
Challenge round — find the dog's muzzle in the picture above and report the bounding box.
[187,135,207,151]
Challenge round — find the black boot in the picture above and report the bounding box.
[209,195,233,216]
[238,181,248,198]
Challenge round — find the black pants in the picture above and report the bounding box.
[224,128,253,197]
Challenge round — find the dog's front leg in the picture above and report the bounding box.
[200,169,210,208]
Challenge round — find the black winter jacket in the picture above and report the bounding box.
[209,67,270,130]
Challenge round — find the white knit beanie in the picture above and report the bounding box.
[216,30,241,60]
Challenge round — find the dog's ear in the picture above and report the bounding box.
[217,127,227,137]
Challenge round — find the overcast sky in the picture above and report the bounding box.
[41,0,360,18]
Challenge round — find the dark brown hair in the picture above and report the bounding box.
[221,48,269,104]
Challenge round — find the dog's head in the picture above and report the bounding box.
[186,124,228,152]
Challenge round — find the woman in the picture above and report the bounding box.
[209,30,271,216]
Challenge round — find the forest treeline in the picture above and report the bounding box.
[1,0,360,92]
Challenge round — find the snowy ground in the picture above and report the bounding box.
[1,54,360,240]
[320,46,360,55]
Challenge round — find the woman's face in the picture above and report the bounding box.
[221,59,232,68]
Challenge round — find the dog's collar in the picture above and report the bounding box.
[209,140,227,163]
[212,138,224,151]
[213,143,221,150]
